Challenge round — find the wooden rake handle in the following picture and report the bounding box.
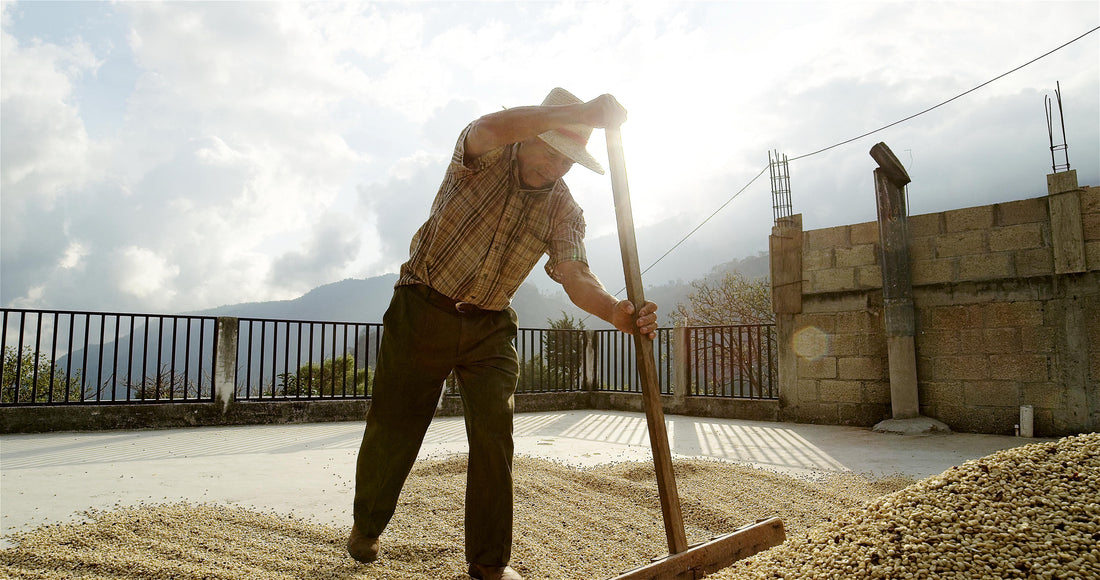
[605,127,689,555]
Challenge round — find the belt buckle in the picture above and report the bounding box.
[454,302,480,314]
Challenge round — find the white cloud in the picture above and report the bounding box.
[118,246,179,301]
[1,0,1097,315]
[1,4,105,309]
[0,7,101,197]
[59,242,88,270]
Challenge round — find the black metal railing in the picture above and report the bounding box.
[1,308,216,404]
[685,324,778,399]
[235,318,382,400]
[3,308,777,406]
[591,327,675,394]
[515,328,588,393]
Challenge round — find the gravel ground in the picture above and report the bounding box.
[2,433,1096,579]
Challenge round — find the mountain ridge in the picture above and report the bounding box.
[189,253,770,329]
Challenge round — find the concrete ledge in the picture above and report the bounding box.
[0,392,783,434]
[588,392,780,422]
[0,400,372,433]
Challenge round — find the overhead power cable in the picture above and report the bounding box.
[639,165,769,280]
[790,24,1100,161]
[614,24,1100,297]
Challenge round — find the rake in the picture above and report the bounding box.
[603,127,786,580]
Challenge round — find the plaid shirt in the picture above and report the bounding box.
[396,123,588,311]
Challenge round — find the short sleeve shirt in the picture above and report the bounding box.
[396,123,588,310]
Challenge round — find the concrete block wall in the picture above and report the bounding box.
[777,185,1099,436]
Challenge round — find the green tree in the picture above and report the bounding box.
[543,312,586,391]
[516,353,546,392]
[279,355,370,397]
[2,346,83,403]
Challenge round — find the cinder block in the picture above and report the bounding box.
[812,268,856,292]
[946,206,995,232]
[796,379,819,402]
[937,230,987,257]
[1015,248,1054,278]
[838,356,883,380]
[819,379,863,403]
[965,381,1020,407]
[935,355,989,380]
[829,334,860,356]
[836,310,876,333]
[921,381,964,406]
[1020,382,1065,410]
[864,381,891,404]
[796,313,836,333]
[1080,187,1099,213]
[935,405,1014,435]
[1087,301,1100,347]
[1084,210,1100,242]
[908,212,943,237]
[931,304,983,331]
[912,259,955,285]
[1087,240,1100,271]
[858,265,884,289]
[916,354,935,380]
[858,333,888,357]
[807,225,851,249]
[803,293,873,314]
[798,355,837,379]
[1021,326,1056,353]
[959,328,984,351]
[851,221,879,245]
[984,301,1044,328]
[990,354,1049,382]
[981,327,1021,354]
[909,237,936,261]
[996,197,1047,226]
[958,253,1014,281]
[803,248,834,271]
[916,330,959,355]
[789,402,840,424]
[990,223,1045,252]
[836,244,878,267]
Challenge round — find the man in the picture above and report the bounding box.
[348,88,658,580]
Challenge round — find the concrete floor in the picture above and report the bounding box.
[0,410,1049,548]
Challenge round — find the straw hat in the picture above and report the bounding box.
[536,87,605,175]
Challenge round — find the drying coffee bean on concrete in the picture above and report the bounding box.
[714,432,1099,580]
[3,434,1095,579]
[0,456,905,579]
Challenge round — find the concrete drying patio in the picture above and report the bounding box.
[0,410,1049,548]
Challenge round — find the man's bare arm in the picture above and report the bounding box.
[554,260,658,340]
[464,94,626,163]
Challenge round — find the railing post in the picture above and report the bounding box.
[583,330,597,391]
[672,324,689,401]
[214,317,238,412]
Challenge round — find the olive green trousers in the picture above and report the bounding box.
[353,284,520,566]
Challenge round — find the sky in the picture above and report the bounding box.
[2,1,1098,315]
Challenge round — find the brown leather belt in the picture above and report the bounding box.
[411,284,491,315]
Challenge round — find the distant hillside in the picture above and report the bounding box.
[190,254,771,329]
[191,275,400,323]
[190,274,589,328]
